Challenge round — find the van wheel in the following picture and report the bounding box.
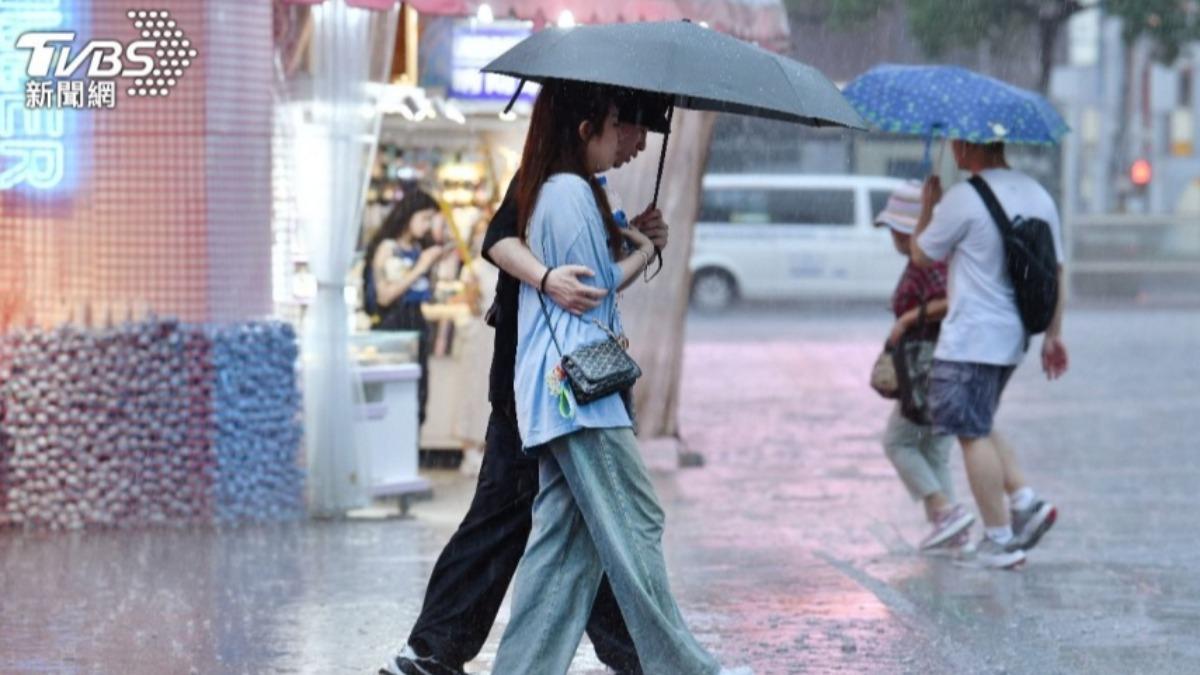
[691,269,737,311]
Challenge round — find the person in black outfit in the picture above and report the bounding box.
[380,92,672,675]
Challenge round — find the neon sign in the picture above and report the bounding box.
[1,1,70,191]
[449,21,537,105]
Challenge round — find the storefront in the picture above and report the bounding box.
[271,9,535,462]
[1,0,792,527]
[362,15,533,454]
[263,0,794,511]
[1,0,304,528]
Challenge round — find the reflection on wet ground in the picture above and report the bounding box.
[2,307,1198,673]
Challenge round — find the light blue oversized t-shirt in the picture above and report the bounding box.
[515,173,632,450]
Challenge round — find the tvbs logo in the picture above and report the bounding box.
[18,9,197,108]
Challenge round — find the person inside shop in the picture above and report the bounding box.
[362,189,457,426]
[380,90,678,675]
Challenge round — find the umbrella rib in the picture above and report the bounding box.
[536,29,577,67]
[487,28,576,80]
[768,54,813,127]
[660,26,680,107]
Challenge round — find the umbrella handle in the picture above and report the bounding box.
[922,124,946,177]
[650,103,675,209]
[647,102,675,279]
[921,133,933,177]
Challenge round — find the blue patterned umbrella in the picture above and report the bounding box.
[843,64,1069,147]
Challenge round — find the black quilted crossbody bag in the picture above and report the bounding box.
[538,292,641,406]
[894,300,938,425]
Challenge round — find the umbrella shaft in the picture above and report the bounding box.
[651,103,675,208]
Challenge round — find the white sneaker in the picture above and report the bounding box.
[379,644,465,675]
[719,667,755,675]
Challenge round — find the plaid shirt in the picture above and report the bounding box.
[892,260,948,319]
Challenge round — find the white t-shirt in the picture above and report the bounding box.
[917,168,1064,366]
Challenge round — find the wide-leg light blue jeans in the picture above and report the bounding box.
[493,427,720,675]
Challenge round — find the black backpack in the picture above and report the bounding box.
[968,175,1059,335]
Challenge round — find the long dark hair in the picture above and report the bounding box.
[516,80,621,258]
[362,188,440,305]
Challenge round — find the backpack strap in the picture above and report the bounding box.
[968,174,1013,237]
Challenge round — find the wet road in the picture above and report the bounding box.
[2,306,1198,674]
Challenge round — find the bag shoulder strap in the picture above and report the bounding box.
[534,198,628,358]
[539,289,624,356]
[538,291,566,359]
[968,174,1013,238]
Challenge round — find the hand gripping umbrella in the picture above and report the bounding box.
[483,20,866,209]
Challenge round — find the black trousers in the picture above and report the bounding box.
[407,404,642,673]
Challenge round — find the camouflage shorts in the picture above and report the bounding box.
[928,360,1016,439]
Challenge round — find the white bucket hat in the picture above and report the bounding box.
[874,180,923,235]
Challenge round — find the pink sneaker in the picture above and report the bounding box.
[925,525,975,557]
[919,504,975,551]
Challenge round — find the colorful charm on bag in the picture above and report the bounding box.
[545,363,574,419]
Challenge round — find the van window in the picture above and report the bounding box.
[699,188,855,226]
[699,188,770,224]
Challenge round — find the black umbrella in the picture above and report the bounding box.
[483,20,866,206]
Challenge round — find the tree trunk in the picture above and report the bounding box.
[604,110,717,444]
[1034,0,1083,93]
[1037,18,1062,93]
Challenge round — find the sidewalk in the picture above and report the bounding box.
[1,306,1197,674]
[666,305,1200,673]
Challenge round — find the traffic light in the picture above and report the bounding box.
[1130,158,1152,187]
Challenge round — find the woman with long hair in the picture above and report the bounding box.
[362,189,453,424]
[492,79,749,675]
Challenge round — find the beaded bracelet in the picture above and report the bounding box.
[636,248,653,278]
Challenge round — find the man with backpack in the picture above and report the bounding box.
[911,140,1069,569]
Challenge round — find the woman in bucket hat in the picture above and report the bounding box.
[876,181,974,553]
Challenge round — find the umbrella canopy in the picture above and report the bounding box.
[482,21,865,130]
[842,64,1069,146]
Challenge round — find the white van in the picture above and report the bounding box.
[689,174,908,310]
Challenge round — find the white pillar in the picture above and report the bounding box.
[1092,16,1123,214]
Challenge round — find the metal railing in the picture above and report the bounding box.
[1067,214,1200,301]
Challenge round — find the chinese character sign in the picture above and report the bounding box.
[1,2,69,190]
[2,5,200,191]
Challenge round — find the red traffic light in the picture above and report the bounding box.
[1130,158,1152,186]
